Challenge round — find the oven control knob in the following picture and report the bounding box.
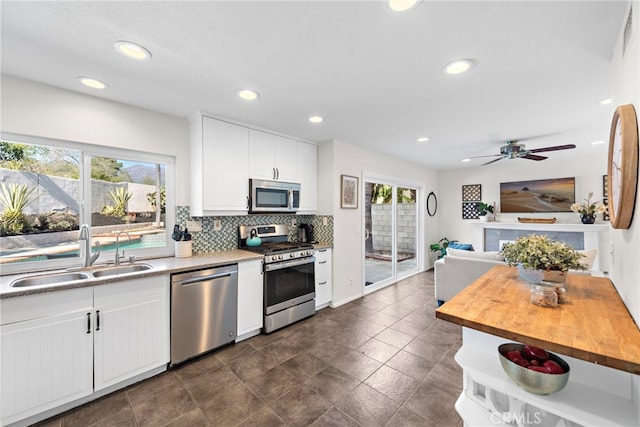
[290,253,295,258]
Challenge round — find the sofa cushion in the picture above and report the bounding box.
[448,242,474,251]
[447,248,505,262]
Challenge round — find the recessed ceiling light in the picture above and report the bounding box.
[598,97,612,105]
[77,77,107,89]
[238,89,259,101]
[591,140,605,145]
[114,41,151,61]
[387,0,422,12]
[417,137,429,142]
[444,59,474,75]
[462,158,471,162]
[309,116,323,123]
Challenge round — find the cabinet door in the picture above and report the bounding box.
[315,249,332,308]
[94,277,169,391]
[297,141,318,212]
[249,129,277,180]
[274,136,298,182]
[201,117,249,213]
[237,259,264,337]
[1,309,93,425]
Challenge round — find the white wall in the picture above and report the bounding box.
[318,139,438,307]
[437,152,607,247]
[609,2,640,325]
[0,76,191,205]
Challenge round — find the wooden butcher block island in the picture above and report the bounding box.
[436,265,640,426]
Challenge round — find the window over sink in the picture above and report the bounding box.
[0,133,176,274]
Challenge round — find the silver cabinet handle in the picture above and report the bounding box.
[319,261,327,264]
[364,229,370,240]
[178,273,232,286]
[318,281,327,285]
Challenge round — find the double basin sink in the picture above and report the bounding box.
[10,263,154,288]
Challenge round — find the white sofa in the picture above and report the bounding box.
[434,248,598,306]
[434,248,506,305]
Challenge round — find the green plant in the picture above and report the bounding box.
[430,237,455,258]
[105,187,132,217]
[571,191,606,216]
[147,186,166,214]
[477,202,494,216]
[500,234,585,272]
[0,183,38,235]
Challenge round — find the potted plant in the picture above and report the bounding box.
[430,237,454,259]
[570,191,606,224]
[477,202,495,222]
[500,234,585,284]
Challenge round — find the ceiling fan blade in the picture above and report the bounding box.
[467,154,503,159]
[528,144,576,153]
[482,156,506,166]
[522,154,547,161]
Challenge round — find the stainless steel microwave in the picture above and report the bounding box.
[249,179,300,213]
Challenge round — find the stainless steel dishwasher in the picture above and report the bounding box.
[170,264,238,365]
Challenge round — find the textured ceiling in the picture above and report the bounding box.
[0,1,630,170]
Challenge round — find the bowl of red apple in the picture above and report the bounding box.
[498,343,570,395]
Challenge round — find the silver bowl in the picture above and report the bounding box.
[498,343,570,395]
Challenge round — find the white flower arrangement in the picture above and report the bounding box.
[570,191,606,216]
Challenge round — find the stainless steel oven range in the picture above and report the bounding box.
[238,224,315,333]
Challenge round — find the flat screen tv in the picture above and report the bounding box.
[500,177,575,213]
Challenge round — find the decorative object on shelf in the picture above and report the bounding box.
[476,201,495,222]
[340,175,358,209]
[426,191,437,216]
[500,177,575,213]
[517,217,556,224]
[501,234,585,287]
[570,191,606,225]
[462,184,481,202]
[498,343,570,395]
[607,104,638,229]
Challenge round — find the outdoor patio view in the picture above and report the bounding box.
[0,140,167,268]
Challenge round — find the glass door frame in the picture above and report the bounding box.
[362,172,424,295]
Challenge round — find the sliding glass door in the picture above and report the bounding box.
[363,176,420,292]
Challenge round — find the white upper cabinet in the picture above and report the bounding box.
[297,141,318,212]
[249,129,298,182]
[190,113,249,216]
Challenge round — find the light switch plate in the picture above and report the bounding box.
[322,216,328,226]
[213,220,222,231]
[186,220,202,232]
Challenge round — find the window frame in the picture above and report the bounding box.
[0,132,176,275]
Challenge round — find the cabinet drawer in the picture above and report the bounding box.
[1,287,93,325]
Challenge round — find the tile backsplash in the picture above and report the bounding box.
[175,206,334,254]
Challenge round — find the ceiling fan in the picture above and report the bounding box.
[469,140,577,166]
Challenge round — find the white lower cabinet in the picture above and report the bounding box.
[237,259,264,339]
[1,277,169,426]
[314,248,332,308]
[94,277,170,391]
[1,288,94,426]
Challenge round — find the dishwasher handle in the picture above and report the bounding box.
[176,272,232,286]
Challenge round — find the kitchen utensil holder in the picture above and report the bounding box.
[175,240,192,258]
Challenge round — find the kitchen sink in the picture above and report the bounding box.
[91,263,153,277]
[10,272,93,288]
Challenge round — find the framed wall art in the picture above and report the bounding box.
[341,175,358,209]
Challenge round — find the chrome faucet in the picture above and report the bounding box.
[114,231,132,266]
[79,224,100,268]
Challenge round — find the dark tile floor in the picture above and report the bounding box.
[38,270,463,427]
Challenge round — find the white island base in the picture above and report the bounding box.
[455,328,639,427]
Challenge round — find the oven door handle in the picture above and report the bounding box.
[265,257,315,271]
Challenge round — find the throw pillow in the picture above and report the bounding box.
[448,242,474,251]
[577,249,597,270]
[447,248,505,261]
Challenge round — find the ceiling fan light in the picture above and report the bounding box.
[309,116,323,123]
[114,41,151,61]
[444,59,474,75]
